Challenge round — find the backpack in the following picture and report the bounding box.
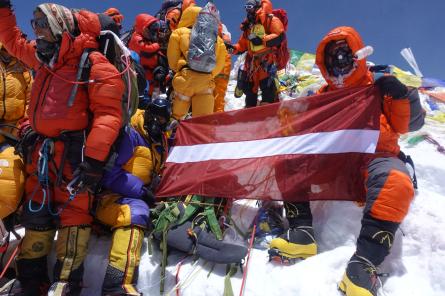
[155,0,182,23]
[68,30,139,128]
[187,2,220,73]
[267,9,289,71]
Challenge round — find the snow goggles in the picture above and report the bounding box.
[244,4,258,11]
[31,16,49,30]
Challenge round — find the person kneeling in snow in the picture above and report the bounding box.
[94,98,171,296]
[269,26,425,296]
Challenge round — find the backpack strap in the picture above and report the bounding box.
[67,48,95,108]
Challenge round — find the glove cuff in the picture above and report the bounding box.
[84,156,105,172]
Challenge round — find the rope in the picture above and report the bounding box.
[424,135,445,155]
[239,223,256,296]
[42,54,132,85]
[175,255,190,296]
[0,240,21,280]
[27,138,77,216]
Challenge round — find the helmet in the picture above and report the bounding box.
[104,7,124,27]
[144,97,172,141]
[324,40,354,77]
[149,97,172,120]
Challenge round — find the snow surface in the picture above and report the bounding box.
[3,81,445,296]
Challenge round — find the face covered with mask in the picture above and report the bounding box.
[324,40,355,78]
[143,98,172,142]
[143,20,169,44]
[31,4,75,65]
[245,0,260,23]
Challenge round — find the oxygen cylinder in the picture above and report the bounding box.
[355,46,374,61]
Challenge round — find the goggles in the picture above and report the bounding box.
[31,16,50,30]
[244,4,257,11]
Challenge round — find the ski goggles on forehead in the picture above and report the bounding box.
[31,16,49,30]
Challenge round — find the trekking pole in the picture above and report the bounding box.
[239,223,256,296]
[0,241,21,279]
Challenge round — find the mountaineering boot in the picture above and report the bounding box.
[0,257,51,296]
[102,227,144,296]
[338,254,381,296]
[338,215,398,296]
[269,202,317,261]
[52,226,91,296]
[1,229,56,295]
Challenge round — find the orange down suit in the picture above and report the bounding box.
[0,8,124,227]
[129,14,163,96]
[213,24,232,113]
[233,0,284,106]
[164,0,196,31]
[167,6,227,119]
[316,27,425,223]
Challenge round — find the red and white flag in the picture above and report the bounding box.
[157,86,381,202]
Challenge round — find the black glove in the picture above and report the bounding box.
[248,34,263,46]
[224,42,235,52]
[0,0,11,8]
[153,66,168,83]
[374,75,409,99]
[15,127,39,159]
[141,186,156,207]
[70,157,104,193]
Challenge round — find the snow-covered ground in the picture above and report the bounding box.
[3,80,445,296]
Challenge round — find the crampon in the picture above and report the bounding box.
[268,248,302,265]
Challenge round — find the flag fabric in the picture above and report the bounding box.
[157,86,381,202]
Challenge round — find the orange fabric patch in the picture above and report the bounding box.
[370,170,414,223]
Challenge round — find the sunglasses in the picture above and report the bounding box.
[245,4,256,10]
[31,17,49,30]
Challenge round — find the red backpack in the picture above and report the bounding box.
[267,9,289,70]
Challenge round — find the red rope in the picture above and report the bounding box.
[239,223,256,296]
[0,241,21,279]
[175,255,189,296]
[42,55,132,85]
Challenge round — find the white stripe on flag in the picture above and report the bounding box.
[167,129,380,164]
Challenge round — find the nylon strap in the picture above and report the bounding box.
[223,264,238,296]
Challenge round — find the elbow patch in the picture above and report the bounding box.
[265,33,284,48]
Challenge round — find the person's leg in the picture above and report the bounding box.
[52,147,93,296]
[213,76,229,113]
[5,173,57,296]
[339,157,414,296]
[52,186,92,296]
[269,201,317,260]
[171,69,195,120]
[97,197,148,296]
[258,75,278,105]
[243,81,258,108]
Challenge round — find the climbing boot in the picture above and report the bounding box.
[102,227,144,296]
[269,202,317,262]
[339,254,385,296]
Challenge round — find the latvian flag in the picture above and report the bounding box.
[157,86,381,202]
